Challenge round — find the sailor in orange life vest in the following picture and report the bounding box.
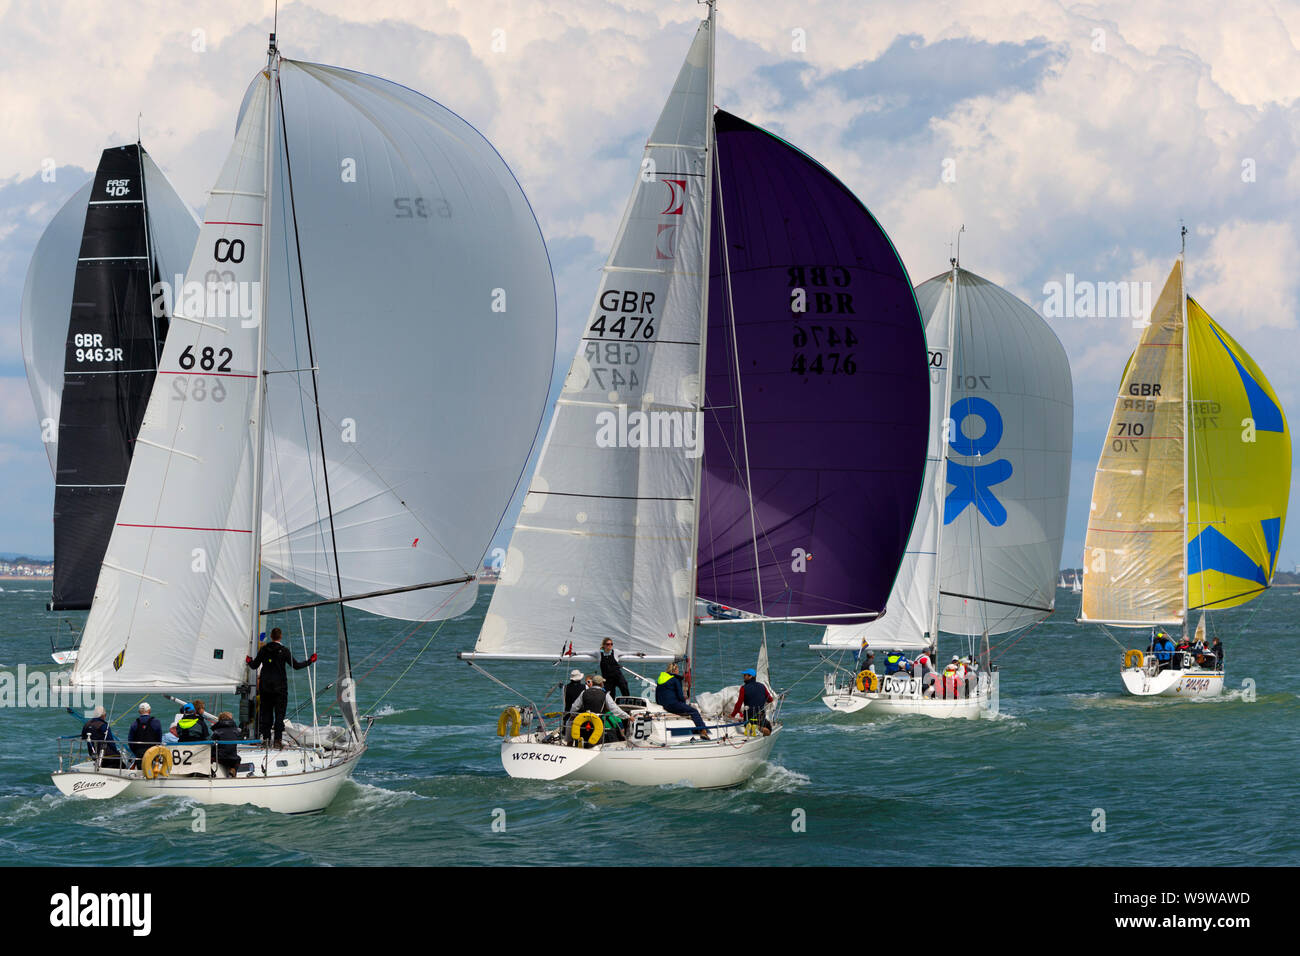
[731,668,773,735]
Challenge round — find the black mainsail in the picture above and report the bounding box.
[50,145,169,611]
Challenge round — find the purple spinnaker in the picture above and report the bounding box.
[697,110,928,622]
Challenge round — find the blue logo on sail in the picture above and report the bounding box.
[944,397,1011,527]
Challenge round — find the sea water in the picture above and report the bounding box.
[1,584,1296,865]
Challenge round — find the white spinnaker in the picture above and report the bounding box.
[475,20,713,658]
[932,268,1072,635]
[257,61,556,622]
[822,275,952,652]
[19,154,198,473]
[71,78,272,694]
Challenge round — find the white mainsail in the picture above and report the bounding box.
[20,153,199,473]
[71,77,274,694]
[474,21,714,661]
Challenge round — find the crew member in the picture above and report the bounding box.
[81,705,122,768]
[245,626,317,748]
[569,674,630,743]
[175,703,211,743]
[210,711,243,777]
[730,668,774,736]
[599,639,630,699]
[942,655,964,699]
[884,650,906,676]
[126,703,162,765]
[655,661,710,739]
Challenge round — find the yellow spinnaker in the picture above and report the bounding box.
[1186,299,1291,610]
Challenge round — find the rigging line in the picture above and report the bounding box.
[987,618,1044,660]
[276,73,354,676]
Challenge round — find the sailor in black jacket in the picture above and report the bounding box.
[245,627,316,747]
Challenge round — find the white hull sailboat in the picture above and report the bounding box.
[1080,245,1290,697]
[53,744,364,814]
[500,701,777,789]
[816,260,1073,719]
[462,2,931,786]
[49,32,556,811]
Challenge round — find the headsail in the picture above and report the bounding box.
[473,20,714,660]
[20,146,198,609]
[1081,263,1187,626]
[1185,298,1289,610]
[699,111,929,625]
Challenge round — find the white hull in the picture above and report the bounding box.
[52,745,364,814]
[822,671,998,720]
[51,649,78,665]
[1121,665,1224,698]
[502,719,778,789]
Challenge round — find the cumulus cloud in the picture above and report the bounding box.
[1,0,1297,567]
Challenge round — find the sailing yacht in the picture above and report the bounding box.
[817,261,1073,718]
[459,4,930,786]
[21,143,199,664]
[50,34,556,812]
[1080,252,1290,697]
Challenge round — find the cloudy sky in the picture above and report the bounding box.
[2,0,1298,579]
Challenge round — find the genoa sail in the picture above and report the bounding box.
[699,111,929,625]
[20,145,198,610]
[1185,298,1290,611]
[474,20,714,660]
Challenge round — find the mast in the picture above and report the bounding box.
[927,249,960,654]
[683,0,717,677]
[1179,224,1190,636]
[248,34,278,663]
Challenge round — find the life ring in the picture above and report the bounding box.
[570,712,604,746]
[855,670,879,692]
[141,745,172,780]
[1123,649,1144,669]
[496,706,522,738]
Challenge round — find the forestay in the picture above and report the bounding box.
[475,20,714,659]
